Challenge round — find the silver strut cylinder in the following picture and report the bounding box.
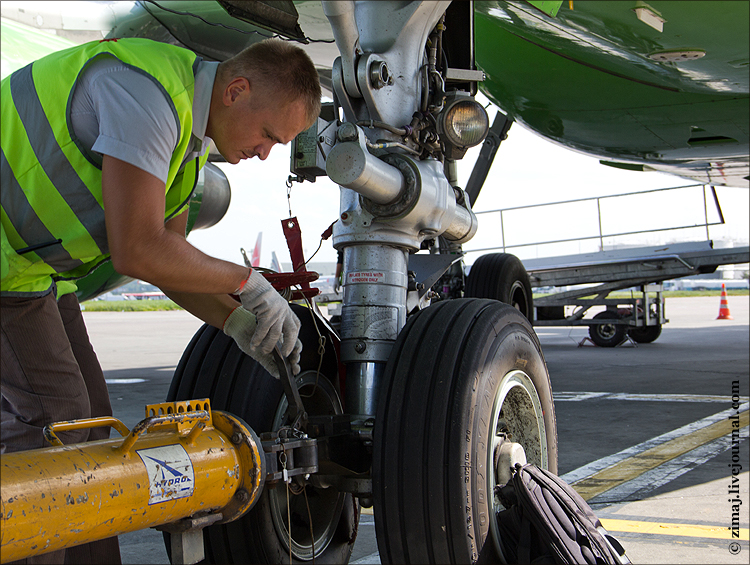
[327,124,477,417]
[322,0,476,418]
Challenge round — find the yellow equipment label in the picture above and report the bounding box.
[137,444,195,504]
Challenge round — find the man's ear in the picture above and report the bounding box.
[223,77,250,106]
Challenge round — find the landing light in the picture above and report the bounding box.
[438,93,490,159]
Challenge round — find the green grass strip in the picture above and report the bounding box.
[81,300,183,312]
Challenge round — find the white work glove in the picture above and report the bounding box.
[237,269,302,357]
[223,306,302,378]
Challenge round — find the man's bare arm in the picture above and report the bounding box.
[161,211,241,329]
[102,155,248,295]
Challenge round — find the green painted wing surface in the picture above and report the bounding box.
[474,1,749,187]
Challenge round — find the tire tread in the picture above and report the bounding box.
[374,299,556,564]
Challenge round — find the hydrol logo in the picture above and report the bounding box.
[137,445,195,504]
[143,455,193,488]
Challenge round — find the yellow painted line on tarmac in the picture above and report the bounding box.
[359,510,748,541]
[572,410,749,501]
[360,509,749,541]
[600,519,749,541]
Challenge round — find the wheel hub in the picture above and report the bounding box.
[495,440,527,487]
[489,370,548,560]
[269,371,345,561]
[509,280,527,314]
[598,323,618,339]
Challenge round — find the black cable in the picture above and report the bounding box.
[271,34,336,45]
[303,238,324,267]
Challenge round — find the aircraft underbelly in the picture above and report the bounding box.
[474,1,749,186]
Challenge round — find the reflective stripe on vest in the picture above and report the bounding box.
[7,64,105,269]
[1,39,200,295]
[1,149,82,273]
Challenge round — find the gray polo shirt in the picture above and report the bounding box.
[69,55,218,184]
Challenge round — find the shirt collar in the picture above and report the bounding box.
[192,60,218,141]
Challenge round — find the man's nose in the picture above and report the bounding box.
[258,143,273,161]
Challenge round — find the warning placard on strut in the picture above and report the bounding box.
[347,271,385,284]
[137,444,195,504]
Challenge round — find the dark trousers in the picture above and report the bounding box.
[1,291,121,564]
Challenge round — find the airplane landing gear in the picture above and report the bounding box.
[372,299,557,563]
[465,253,534,320]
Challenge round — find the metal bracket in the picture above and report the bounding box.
[156,513,223,565]
[465,110,513,206]
[578,335,637,348]
[261,434,319,484]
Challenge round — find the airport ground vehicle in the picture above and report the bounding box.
[1,1,747,563]
[465,242,750,347]
[462,185,750,346]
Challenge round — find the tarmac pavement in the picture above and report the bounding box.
[78,295,749,564]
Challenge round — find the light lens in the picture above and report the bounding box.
[442,100,489,148]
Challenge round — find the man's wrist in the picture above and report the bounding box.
[233,268,253,294]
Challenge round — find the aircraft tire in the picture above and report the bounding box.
[588,310,627,347]
[372,299,557,563]
[165,304,358,564]
[465,253,533,320]
[628,323,662,343]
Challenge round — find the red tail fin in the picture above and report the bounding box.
[250,233,262,267]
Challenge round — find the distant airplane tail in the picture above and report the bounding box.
[250,233,262,267]
[270,251,282,273]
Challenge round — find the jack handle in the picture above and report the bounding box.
[44,411,212,457]
[116,411,210,455]
[272,346,307,429]
[44,416,131,447]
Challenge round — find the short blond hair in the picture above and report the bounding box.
[218,38,321,128]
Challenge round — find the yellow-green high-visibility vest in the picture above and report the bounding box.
[1,38,209,297]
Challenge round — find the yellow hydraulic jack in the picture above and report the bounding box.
[1,398,265,564]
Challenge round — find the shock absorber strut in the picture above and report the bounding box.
[0,399,265,564]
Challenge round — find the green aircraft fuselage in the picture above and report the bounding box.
[474,0,749,186]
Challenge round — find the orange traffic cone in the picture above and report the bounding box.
[717,283,733,320]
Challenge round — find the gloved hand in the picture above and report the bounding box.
[223,306,302,378]
[236,269,302,357]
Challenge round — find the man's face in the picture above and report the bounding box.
[210,78,309,165]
